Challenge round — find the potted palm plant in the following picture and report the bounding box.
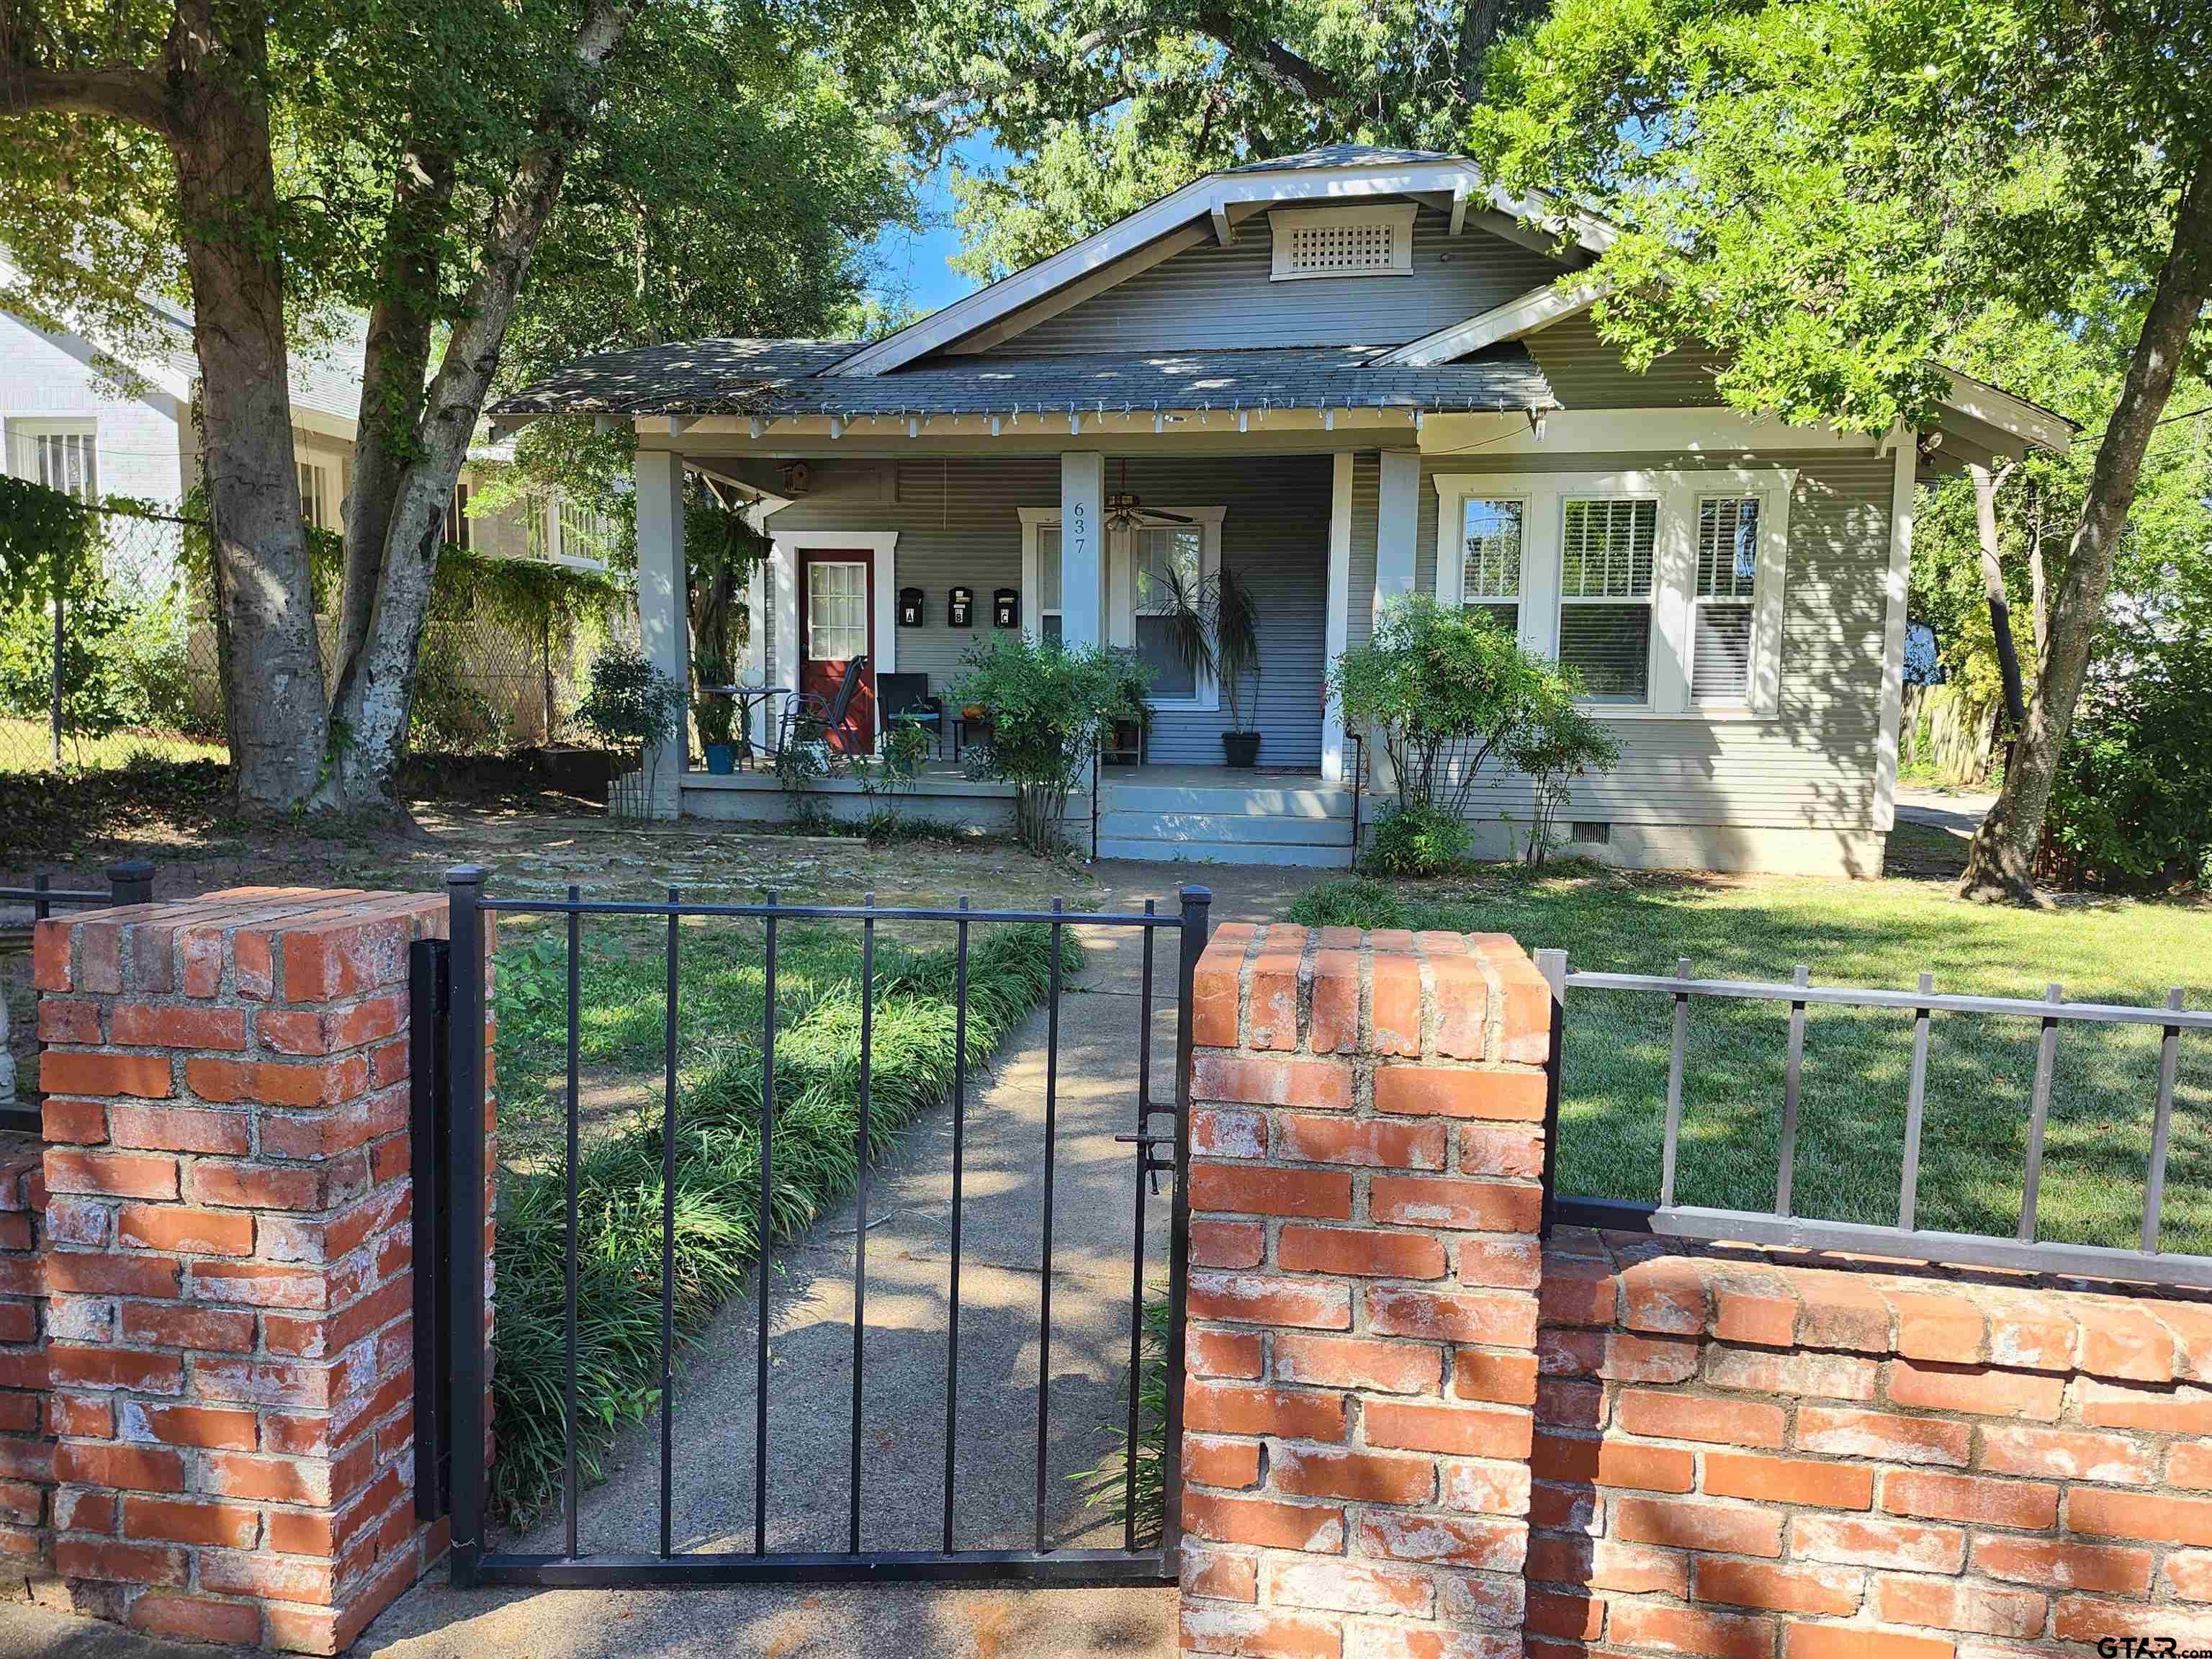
[1154,564,1265,768]
[1213,565,1262,767]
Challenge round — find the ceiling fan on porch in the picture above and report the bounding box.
[1104,458,1196,531]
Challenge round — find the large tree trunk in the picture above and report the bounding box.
[1959,150,2212,902]
[164,4,331,809]
[323,0,632,813]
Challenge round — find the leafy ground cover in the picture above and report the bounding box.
[485,909,1076,1528]
[1290,862,2211,1254]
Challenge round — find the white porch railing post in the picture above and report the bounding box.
[634,448,690,819]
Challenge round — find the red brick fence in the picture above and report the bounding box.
[3,889,2207,1657]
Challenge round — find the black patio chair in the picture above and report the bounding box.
[876,672,943,757]
[780,653,870,755]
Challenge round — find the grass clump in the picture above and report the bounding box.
[487,920,1075,1529]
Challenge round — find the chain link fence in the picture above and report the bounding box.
[0,498,637,775]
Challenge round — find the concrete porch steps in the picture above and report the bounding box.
[1093,771,1356,868]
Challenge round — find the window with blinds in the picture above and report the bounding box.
[1693,495,1760,703]
[1461,498,1524,635]
[1557,497,1657,703]
[1136,526,1203,698]
[557,499,610,562]
[31,429,98,501]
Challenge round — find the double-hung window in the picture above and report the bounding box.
[1692,495,1761,705]
[1459,498,1524,634]
[297,460,332,530]
[1134,526,1205,698]
[1035,523,1064,644]
[1557,497,1658,703]
[446,482,473,551]
[25,426,99,500]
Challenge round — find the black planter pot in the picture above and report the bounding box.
[541,744,615,802]
[1222,731,1262,768]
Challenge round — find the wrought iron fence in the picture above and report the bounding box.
[424,869,1209,1587]
[1534,949,2211,1289]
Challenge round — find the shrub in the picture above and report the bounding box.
[1285,877,1409,932]
[1367,801,1473,877]
[574,646,685,801]
[2039,625,2212,890]
[1331,595,1552,820]
[1511,681,1622,868]
[955,634,1143,855]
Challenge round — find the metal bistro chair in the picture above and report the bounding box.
[780,653,870,757]
[876,671,944,757]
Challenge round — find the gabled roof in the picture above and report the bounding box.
[495,342,1556,421]
[822,148,1614,379]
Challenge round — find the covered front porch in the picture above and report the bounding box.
[680,758,1360,867]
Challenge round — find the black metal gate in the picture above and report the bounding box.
[418,871,1208,1588]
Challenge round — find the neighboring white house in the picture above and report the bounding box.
[492,145,2070,874]
[0,263,613,567]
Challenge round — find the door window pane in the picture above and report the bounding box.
[1135,527,1202,698]
[806,561,868,660]
[1462,498,1522,635]
[1038,525,1062,614]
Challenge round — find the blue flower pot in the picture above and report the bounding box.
[703,742,737,775]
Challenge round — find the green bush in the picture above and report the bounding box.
[1284,877,1409,931]
[487,921,1079,1528]
[1367,801,1473,878]
[2040,626,2212,891]
[0,565,193,745]
[956,635,1143,855]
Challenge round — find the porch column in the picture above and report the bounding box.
[1370,450,1421,804]
[1375,449,1420,617]
[1060,452,1105,649]
[634,449,688,819]
[1321,454,1354,783]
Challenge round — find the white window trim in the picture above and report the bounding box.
[1269,202,1417,281]
[6,418,100,500]
[1432,467,1794,720]
[766,529,899,743]
[1020,503,1227,713]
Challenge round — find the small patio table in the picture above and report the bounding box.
[702,684,792,767]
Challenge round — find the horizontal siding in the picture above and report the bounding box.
[760,454,1332,769]
[1521,311,1730,409]
[1006,210,1569,354]
[1383,449,1893,831]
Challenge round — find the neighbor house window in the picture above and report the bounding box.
[1460,498,1524,634]
[557,498,609,563]
[26,427,99,500]
[1693,495,1760,705]
[297,460,333,530]
[1135,526,1204,699]
[1557,496,1657,703]
[1037,523,1063,644]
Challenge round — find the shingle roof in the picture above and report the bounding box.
[1220,145,1460,174]
[493,342,1555,420]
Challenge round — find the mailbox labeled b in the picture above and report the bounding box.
[993,588,1020,629]
[948,586,974,628]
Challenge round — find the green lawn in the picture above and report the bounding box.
[0,718,226,775]
[1290,858,2211,1256]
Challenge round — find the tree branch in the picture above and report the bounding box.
[1192,9,1344,104]
[0,60,173,134]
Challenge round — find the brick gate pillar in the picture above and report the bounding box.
[1179,922,1555,1659]
[31,887,467,1653]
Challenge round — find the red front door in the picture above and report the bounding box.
[798,550,875,754]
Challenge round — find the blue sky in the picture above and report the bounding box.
[866,135,1009,318]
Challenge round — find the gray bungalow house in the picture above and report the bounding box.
[494,145,2070,873]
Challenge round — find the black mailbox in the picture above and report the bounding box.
[993,587,1020,629]
[948,585,974,628]
[898,586,924,627]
